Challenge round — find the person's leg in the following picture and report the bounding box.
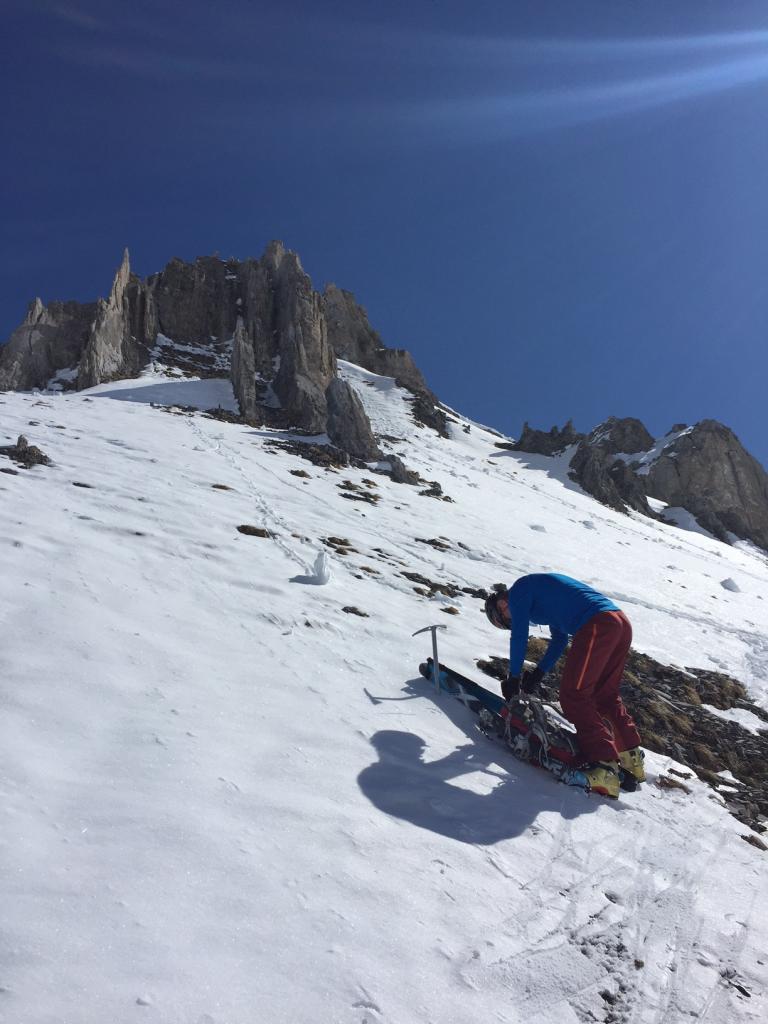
[593,611,641,752]
[559,613,625,764]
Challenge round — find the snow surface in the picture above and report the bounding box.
[663,505,718,540]
[2,363,768,1024]
[702,704,767,736]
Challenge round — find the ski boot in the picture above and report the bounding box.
[582,760,621,799]
[618,746,646,786]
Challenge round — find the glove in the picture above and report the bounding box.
[521,666,545,696]
[501,675,521,701]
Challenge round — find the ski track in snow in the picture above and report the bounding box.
[0,370,767,1024]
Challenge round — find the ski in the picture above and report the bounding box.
[419,658,600,793]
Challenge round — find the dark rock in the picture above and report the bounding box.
[568,418,661,519]
[231,316,258,422]
[0,434,51,468]
[643,421,768,551]
[237,525,272,537]
[265,243,336,433]
[415,537,451,551]
[322,287,447,435]
[419,480,450,500]
[203,406,246,424]
[656,775,691,794]
[742,834,768,852]
[400,571,463,598]
[514,419,584,456]
[325,377,380,460]
[410,390,450,437]
[322,283,428,394]
[587,416,654,455]
[339,488,379,505]
[0,296,95,391]
[78,250,150,388]
[148,254,236,345]
[4,240,446,463]
[268,440,350,469]
[571,443,660,518]
[375,454,421,486]
[565,417,768,552]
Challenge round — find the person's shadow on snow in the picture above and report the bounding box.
[357,678,609,845]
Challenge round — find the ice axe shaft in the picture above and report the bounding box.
[412,624,447,692]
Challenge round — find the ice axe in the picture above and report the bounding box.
[412,624,447,692]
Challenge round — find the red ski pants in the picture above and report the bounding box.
[559,610,641,764]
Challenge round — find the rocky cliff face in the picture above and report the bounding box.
[512,419,584,456]
[322,283,448,436]
[0,297,96,391]
[568,418,662,519]
[323,284,427,393]
[523,415,768,552]
[78,250,148,388]
[642,421,768,550]
[0,241,440,458]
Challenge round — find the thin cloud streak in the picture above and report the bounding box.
[51,42,265,83]
[406,49,768,140]
[50,4,102,30]
[403,29,768,62]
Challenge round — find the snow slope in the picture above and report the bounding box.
[1,363,767,1024]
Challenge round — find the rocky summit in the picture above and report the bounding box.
[0,241,443,458]
[514,415,768,553]
[2,247,766,553]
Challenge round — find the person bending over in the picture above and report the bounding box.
[485,572,645,798]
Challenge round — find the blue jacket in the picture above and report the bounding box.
[506,573,619,677]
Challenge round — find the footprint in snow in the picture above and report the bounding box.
[529,524,547,533]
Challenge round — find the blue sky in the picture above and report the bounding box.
[2,0,767,466]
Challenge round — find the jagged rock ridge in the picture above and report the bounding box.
[515,415,768,552]
[0,242,446,456]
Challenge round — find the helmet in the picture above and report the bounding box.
[484,590,508,629]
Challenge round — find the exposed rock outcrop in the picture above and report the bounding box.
[643,421,768,550]
[570,442,658,517]
[230,317,258,421]
[325,378,381,460]
[513,419,584,456]
[267,244,336,434]
[323,284,427,393]
[78,250,148,388]
[558,416,768,551]
[323,283,449,436]
[0,434,51,468]
[148,255,236,345]
[569,418,661,519]
[0,297,95,391]
[587,416,654,456]
[2,241,441,457]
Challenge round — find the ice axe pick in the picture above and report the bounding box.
[412,624,447,692]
